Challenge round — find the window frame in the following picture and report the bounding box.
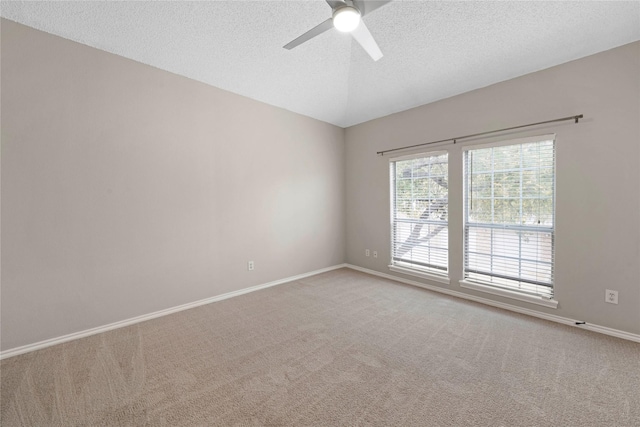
[460,134,558,308]
[388,150,450,284]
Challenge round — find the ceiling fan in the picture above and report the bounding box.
[283,0,392,61]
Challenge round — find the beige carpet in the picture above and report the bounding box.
[1,268,639,426]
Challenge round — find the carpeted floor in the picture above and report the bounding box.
[1,268,639,426]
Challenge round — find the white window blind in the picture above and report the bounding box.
[463,137,555,297]
[390,152,448,275]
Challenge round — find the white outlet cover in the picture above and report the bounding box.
[365,249,370,257]
[373,251,378,258]
[605,289,618,304]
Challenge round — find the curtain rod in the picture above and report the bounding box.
[377,114,584,156]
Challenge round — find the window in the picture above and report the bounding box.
[390,151,448,279]
[463,136,555,298]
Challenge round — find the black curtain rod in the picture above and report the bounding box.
[377,114,584,156]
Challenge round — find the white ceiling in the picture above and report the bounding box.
[2,1,639,127]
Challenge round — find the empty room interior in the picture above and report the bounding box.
[1,1,639,426]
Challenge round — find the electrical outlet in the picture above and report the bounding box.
[248,261,254,271]
[605,289,618,304]
[373,251,378,258]
[365,249,370,257]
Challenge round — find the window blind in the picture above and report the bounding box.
[390,152,448,275]
[463,137,555,298]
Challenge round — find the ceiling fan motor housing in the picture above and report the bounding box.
[332,6,361,32]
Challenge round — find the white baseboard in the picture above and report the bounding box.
[0,264,348,360]
[346,264,640,343]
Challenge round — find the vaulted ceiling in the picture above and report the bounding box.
[2,1,639,127]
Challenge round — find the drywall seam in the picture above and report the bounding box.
[346,264,640,343]
[0,264,349,360]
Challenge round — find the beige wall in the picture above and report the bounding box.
[1,20,346,351]
[346,41,640,335]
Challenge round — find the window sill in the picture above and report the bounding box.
[388,265,450,285]
[459,280,558,309]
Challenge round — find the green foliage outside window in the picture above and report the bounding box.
[467,142,554,227]
[394,154,448,222]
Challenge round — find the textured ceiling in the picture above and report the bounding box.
[1,1,639,127]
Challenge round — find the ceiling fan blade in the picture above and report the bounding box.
[283,18,334,50]
[350,21,383,61]
[353,0,393,17]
